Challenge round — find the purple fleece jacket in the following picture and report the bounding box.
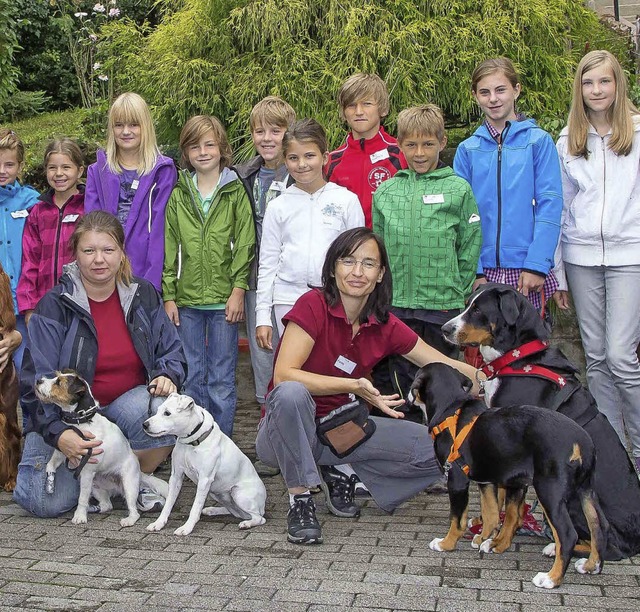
[85,149,177,290]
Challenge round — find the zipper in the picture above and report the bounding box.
[495,123,511,267]
[599,137,606,263]
[147,183,156,233]
[53,198,71,283]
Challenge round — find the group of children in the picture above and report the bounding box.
[1,50,639,470]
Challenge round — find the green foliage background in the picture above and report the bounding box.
[110,0,632,153]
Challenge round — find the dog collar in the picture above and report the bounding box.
[430,408,478,476]
[480,339,550,379]
[61,403,99,425]
[179,418,214,447]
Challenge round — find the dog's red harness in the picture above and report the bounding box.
[430,409,478,475]
[480,339,568,387]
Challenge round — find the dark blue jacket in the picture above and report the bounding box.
[21,263,187,448]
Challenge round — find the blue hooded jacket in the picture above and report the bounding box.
[453,119,562,276]
[0,180,40,311]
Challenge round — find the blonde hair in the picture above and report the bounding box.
[567,50,638,158]
[70,211,133,285]
[106,92,159,175]
[337,73,390,121]
[397,105,446,142]
[44,138,85,170]
[0,128,25,164]
[471,57,520,92]
[249,96,296,131]
[179,115,232,171]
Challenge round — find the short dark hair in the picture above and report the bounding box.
[321,227,392,324]
[282,118,328,155]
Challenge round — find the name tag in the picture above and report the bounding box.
[271,181,287,192]
[62,214,80,223]
[131,179,140,190]
[10,209,29,219]
[335,355,357,374]
[423,194,445,205]
[370,149,390,164]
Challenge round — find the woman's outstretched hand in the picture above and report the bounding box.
[354,377,405,418]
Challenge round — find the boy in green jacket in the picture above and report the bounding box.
[372,105,481,409]
[163,115,255,438]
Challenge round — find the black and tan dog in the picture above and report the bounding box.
[409,362,608,589]
[442,282,640,561]
[0,266,20,492]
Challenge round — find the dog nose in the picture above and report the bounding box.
[142,420,149,431]
[441,321,453,336]
[36,377,43,386]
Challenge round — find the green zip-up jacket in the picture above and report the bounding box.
[162,168,256,306]
[372,166,481,310]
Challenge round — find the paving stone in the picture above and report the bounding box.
[354,593,437,610]
[20,596,100,610]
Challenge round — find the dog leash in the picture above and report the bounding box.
[147,383,158,417]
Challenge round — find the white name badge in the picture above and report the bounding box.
[62,214,80,223]
[335,355,357,374]
[131,179,140,190]
[271,181,287,192]
[10,209,29,218]
[370,149,390,164]
[423,194,445,204]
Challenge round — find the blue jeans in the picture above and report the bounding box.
[178,307,238,437]
[13,385,174,518]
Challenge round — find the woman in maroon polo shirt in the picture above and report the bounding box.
[255,227,479,544]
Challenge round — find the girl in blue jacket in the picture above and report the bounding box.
[454,58,563,311]
[0,129,40,368]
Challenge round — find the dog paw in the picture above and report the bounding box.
[45,473,55,495]
[174,523,195,536]
[120,512,140,528]
[146,519,166,532]
[429,537,445,552]
[532,572,557,589]
[542,542,556,557]
[479,538,494,554]
[471,534,482,549]
[238,517,266,529]
[575,558,602,575]
[71,513,88,525]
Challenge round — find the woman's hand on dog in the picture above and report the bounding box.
[0,328,21,373]
[149,376,176,396]
[58,429,103,465]
[354,377,406,419]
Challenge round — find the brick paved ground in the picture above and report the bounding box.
[1,352,638,611]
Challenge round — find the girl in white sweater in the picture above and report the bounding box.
[555,50,640,468]
[256,119,364,350]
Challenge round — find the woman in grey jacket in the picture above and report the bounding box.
[14,212,187,517]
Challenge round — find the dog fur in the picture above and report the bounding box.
[409,362,608,589]
[442,283,640,560]
[0,267,20,492]
[143,393,266,536]
[35,371,168,526]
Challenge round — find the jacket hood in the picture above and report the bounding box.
[473,118,540,141]
[344,126,398,153]
[39,184,86,207]
[175,166,240,194]
[95,148,176,173]
[393,165,453,181]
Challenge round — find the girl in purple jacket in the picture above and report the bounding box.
[85,93,177,291]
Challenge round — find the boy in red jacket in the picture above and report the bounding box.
[325,73,407,227]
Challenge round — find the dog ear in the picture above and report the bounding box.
[458,370,473,394]
[498,290,520,326]
[69,376,87,397]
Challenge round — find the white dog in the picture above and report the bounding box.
[143,393,266,536]
[35,371,168,527]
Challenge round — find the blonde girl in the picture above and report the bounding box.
[18,138,85,324]
[555,50,640,468]
[85,93,177,290]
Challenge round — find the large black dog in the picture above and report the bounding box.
[409,362,608,589]
[442,283,640,560]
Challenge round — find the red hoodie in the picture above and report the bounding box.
[325,127,407,227]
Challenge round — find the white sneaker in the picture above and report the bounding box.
[136,488,165,512]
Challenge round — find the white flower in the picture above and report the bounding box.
[93,62,101,70]
[89,34,98,42]
[98,75,109,82]
[108,7,120,17]
[74,12,88,18]
[110,0,117,4]
[93,3,106,13]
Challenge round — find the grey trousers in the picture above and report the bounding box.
[255,381,442,512]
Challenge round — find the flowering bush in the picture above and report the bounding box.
[52,0,124,108]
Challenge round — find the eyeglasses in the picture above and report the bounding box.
[337,257,381,270]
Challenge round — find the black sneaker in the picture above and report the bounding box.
[287,494,323,544]
[319,466,361,518]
